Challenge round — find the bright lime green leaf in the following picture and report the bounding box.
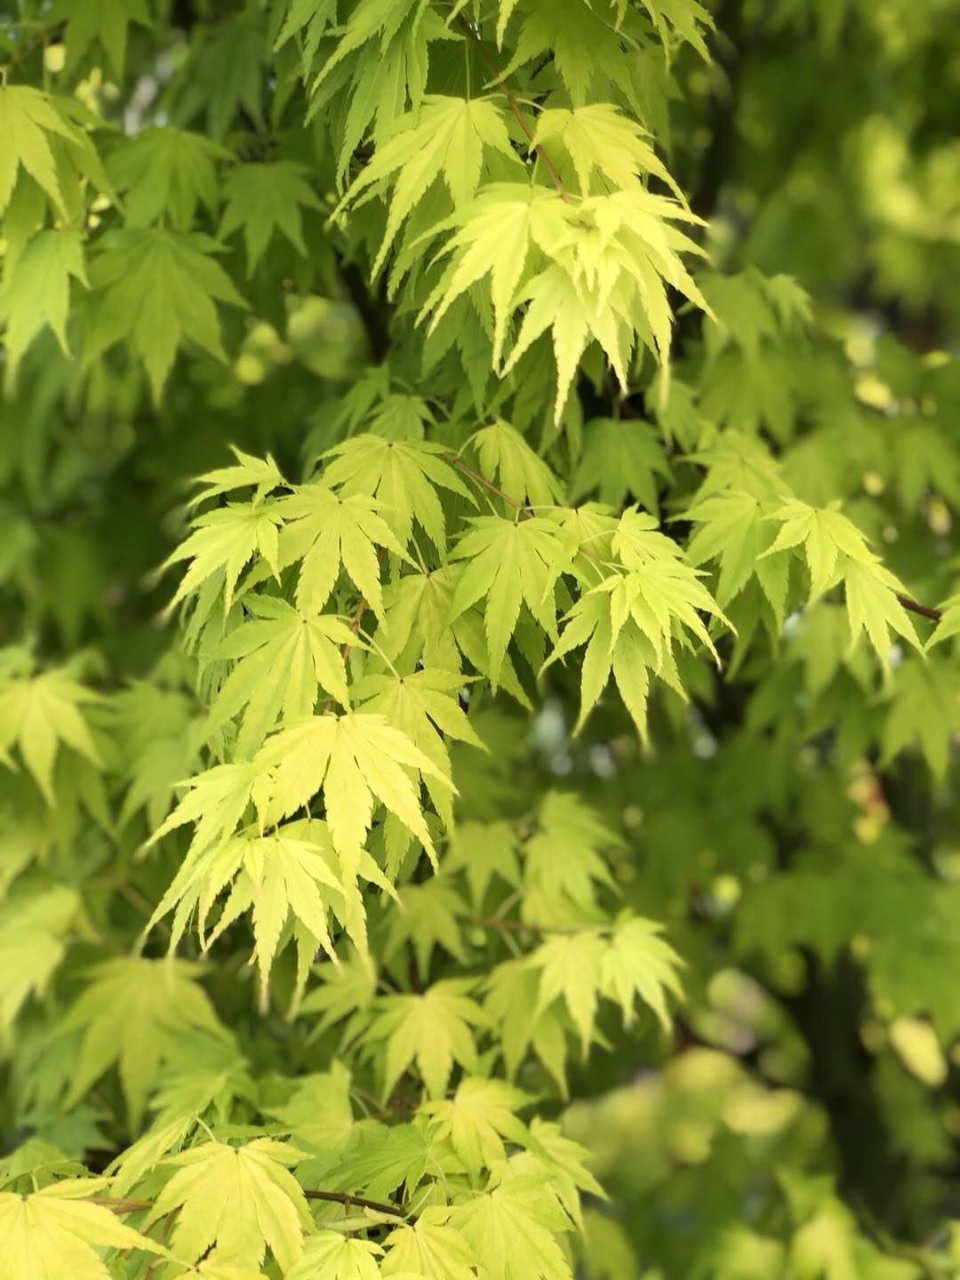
[0,229,87,384]
[354,668,482,829]
[844,559,920,665]
[532,104,685,199]
[364,980,487,1100]
[527,932,608,1051]
[470,420,564,508]
[146,1138,310,1272]
[287,1231,382,1280]
[51,0,151,76]
[106,127,229,230]
[546,517,724,737]
[337,95,517,274]
[448,1170,574,1280]
[418,183,707,421]
[422,1077,531,1174]
[160,502,284,613]
[684,489,787,617]
[449,516,571,686]
[600,917,683,1031]
[0,1178,163,1280]
[109,1050,254,1196]
[220,161,322,275]
[298,953,378,1040]
[0,887,79,1035]
[322,434,473,551]
[86,228,248,401]
[275,483,409,621]
[255,711,449,859]
[383,1208,477,1279]
[204,596,359,750]
[149,822,347,986]
[0,665,101,803]
[146,759,267,864]
[188,447,285,509]
[0,86,108,215]
[58,957,228,1126]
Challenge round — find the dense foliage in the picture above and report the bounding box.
[2,0,960,1275]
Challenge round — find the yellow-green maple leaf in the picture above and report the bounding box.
[0,1178,162,1280]
[146,1138,311,1273]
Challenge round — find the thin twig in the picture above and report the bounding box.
[304,1188,406,1218]
[457,18,571,202]
[896,593,942,623]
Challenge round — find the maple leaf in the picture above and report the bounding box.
[571,417,671,513]
[160,502,284,616]
[0,229,87,385]
[382,879,470,979]
[337,94,518,273]
[527,932,608,1051]
[188,447,286,509]
[287,1231,383,1280]
[265,1062,355,1154]
[600,917,683,1031]
[545,517,724,737]
[204,596,359,750]
[0,1178,163,1280]
[58,956,229,1126]
[521,792,618,927]
[364,979,487,1100]
[0,86,109,216]
[220,162,322,275]
[683,489,788,618]
[86,228,248,401]
[484,960,570,1093]
[449,516,571,687]
[322,434,473,552]
[146,759,267,863]
[422,1077,531,1174]
[106,127,229,230]
[231,714,450,947]
[146,1138,311,1272]
[275,483,408,621]
[256,711,449,856]
[419,184,707,421]
[469,419,564,508]
[51,0,152,77]
[444,818,521,908]
[447,1170,574,1280]
[383,1208,477,1279]
[0,664,101,803]
[148,821,361,989]
[354,668,482,829]
[0,886,79,1035]
[763,499,920,662]
[532,103,686,199]
[882,655,960,780]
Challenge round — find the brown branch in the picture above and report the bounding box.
[896,594,942,623]
[93,1188,407,1220]
[457,18,572,203]
[304,1188,406,1218]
